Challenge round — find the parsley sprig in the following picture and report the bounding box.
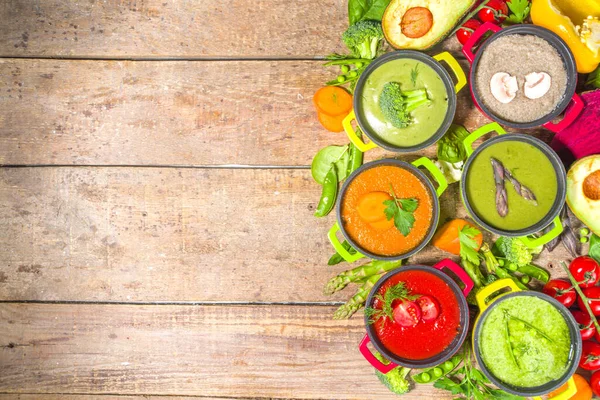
[364,282,419,324]
[383,184,418,236]
[505,0,531,24]
[459,225,481,266]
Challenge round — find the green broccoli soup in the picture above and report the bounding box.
[359,58,448,148]
[479,296,572,388]
[465,140,557,231]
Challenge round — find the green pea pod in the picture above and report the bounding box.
[347,130,364,177]
[517,264,550,283]
[412,354,463,384]
[328,240,358,265]
[496,267,528,290]
[314,165,338,218]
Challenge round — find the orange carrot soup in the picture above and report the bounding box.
[341,165,434,256]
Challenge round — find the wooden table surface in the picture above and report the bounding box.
[0,1,577,399]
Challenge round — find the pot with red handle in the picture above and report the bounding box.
[359,259,473,372]
[462,23,583,133]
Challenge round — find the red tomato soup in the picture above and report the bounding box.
[372,270,462,360]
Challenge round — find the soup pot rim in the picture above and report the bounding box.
[364,264,470,369]
[335,158,439,261]
[468,24,578,129]
[472,291,582,396]
[352,50,457,153]
[460,133,567,237]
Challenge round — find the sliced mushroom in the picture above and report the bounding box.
[490,72,518,104]
[524,72,551,100]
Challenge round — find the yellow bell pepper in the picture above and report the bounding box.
[531,0,600,73]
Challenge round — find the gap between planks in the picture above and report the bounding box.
[0,165,310,170]
[0,300,343,306]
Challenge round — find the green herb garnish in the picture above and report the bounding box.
[364,282,419,324]
[410,63,419,86]
[505,0,531,24]
[459,225,481,266]
[383,184,418,236]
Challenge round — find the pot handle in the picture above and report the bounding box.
[463,122,506,157]
[462,22,502,64]
[475,278,521,314]
[532,376,577,400]
[433,52,467,93]
[359,334,398,374]
[328,222,365,263]
[519,215,564,249]
[343,110,378,152]
[412,157,448,197]
[432,258,474,297]
[542,93,584,133]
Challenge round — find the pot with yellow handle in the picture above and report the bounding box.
[473,279,581,398]
[342,50,466,153]
[460,122,566,249]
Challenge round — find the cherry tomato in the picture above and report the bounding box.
[592,371,600,397]
[477,0,508,23]
[456,19,481,45]
[416,295,440,322]
[578,286,600,316]
[572,310,596,340]
[393,300,422,327]
[580,341,600,370]
[543,279,577,308]
[570,256,600,288]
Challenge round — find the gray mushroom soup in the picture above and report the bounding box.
[475,34,567,123]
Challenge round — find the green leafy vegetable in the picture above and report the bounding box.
[364,281,419,323]
[383,184,418,236]
[342,20,384,60]
[590,234,600,263]
[505,0,531,24]
[587,66,600,88]
[437,124,470,163]
[311,145,350,184]
[327,240,358,265]
[373,351,411,395]
[459,225,481,266]
[379,82,431,128]
[348,0,392,25]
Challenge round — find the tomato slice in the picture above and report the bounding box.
[393,300,422,327]
[416,295,440,322]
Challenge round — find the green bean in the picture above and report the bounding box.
[314,165,338,217]
[517,264,550,283]
[412,354,462,383]
[340,65,350,73]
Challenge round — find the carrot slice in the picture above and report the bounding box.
[369,218,395,231]
[432,219,483,256]
[317,111,346,133]
[313,86,353,116]
[357,192,392,222]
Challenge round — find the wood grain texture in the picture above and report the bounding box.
[0,167,574,303]
[0,0,347,58]
[0,58,551,167]
[0,303,454,399]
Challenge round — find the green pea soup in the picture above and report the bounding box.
[478,296,572,388]
[465,140,557,231]
[359,58,449,148]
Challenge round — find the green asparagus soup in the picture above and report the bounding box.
[465,140,557,230]
[479,296,572,388]
[360,58,448,148]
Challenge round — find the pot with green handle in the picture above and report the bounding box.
[329,157,447,262]
[472,279,581,398]
[459,122,566,248]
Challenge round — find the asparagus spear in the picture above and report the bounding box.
[491,158,508,217]
[480,242,499,274]
[462,258,485,288]
[333,274,381,320]
[323,259,403,295]
[503,167,537,205]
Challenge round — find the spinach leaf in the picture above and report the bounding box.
[311,145,350,185]
[437,124,470,163]
[590,234,600,264]
[348,0,391,25]
[586,66,600,89]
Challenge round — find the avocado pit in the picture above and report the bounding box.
[401,7,433,39]
[583,170,600,201]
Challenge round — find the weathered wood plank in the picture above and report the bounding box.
[0,167,574,303]
[0,0,347,58]
[0,303,454,399]
[0,58,550,167]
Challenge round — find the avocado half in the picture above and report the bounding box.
[566,155,600,235]
[383,0,476,50]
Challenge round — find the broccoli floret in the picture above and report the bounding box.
[379,82,431,128]
[374,352,411,395]
[493,237,543,268]
[342,20,384,60]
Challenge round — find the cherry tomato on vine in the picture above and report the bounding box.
[570,256,600,288]
[580,341,600,370]
[572,310,596,340]
[543,279,576,308]
[393,300,421,327]
[456,19,482,45]
[578,286,600,316]
[416,295,440,322]
[477,0,508,23]
[591,371,600,397]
